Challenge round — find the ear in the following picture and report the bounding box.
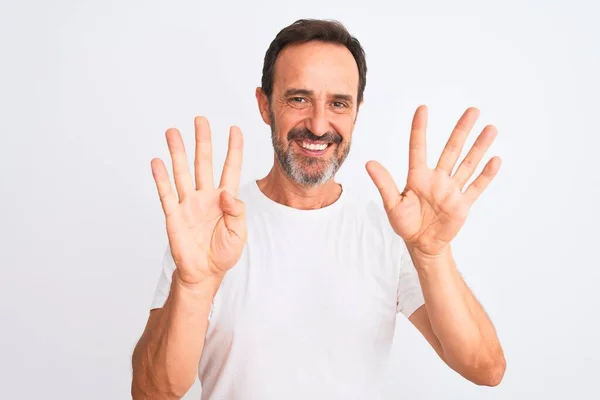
[255,87,271,125]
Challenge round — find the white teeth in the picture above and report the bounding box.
[301,141,328,151]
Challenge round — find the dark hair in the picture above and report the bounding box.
[260,19,367,106]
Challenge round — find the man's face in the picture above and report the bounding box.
[262,41,360,187]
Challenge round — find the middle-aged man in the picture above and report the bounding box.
[132,18,506,400]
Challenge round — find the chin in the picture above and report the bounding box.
[288,162,338,188]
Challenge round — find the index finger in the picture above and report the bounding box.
[408,105,428,170]
[219,125,244,196]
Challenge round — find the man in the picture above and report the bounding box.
[131,18,506,399]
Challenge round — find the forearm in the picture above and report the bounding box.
[408,245,505,383]
[132,271,222,399]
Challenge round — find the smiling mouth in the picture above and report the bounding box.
[296,140,334,155]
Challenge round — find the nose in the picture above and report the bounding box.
[306,102,330,137]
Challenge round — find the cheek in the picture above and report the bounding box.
[274,110,301,134]
[335,120,355,143]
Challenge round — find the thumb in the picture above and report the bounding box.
[220,190,247,240]
[366,160,401,212]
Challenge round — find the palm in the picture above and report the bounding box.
[165,189,242,281]
[367,106,501,256]
[151,117,247,284]
[388,168,470,256]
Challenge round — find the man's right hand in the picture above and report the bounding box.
[150,116,247,287]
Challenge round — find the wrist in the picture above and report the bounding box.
[172,269,223,298]
[407,244,454,273]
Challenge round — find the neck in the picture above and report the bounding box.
[257,162,342,210]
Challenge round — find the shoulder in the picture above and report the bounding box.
[340,186,407,263]
[236,180,257,203]
[340,185,389,227]
[339,186,401,246]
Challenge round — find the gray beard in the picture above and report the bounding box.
[271,127,350,188]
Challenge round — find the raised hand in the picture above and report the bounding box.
[366,105,501,257]
[151,117,247,286]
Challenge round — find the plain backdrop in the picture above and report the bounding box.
[1,0,599,399]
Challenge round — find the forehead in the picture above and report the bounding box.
[273,41,359,98]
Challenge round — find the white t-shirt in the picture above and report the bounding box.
[151,181,425,400]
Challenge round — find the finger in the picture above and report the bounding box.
[463,156,502,206]
[220,190,247,240]
[453,125,498,188]
[436,107,480,175]
[165,128,194,201]
[408,105,428,171]
[366,160,401,212]
[219,126,244,197]
[151,158,178,217]
[194,116,214,190]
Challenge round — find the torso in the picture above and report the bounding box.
[197,182,404,400]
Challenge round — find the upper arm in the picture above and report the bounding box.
[396,241,426,317]
[408,305,446,362]
[133,308,164,361]
[144,308,164,334]
[151,246,177,310]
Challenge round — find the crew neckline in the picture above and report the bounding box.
[247,179,347,219]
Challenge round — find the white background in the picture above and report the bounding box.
[1,0,599,399]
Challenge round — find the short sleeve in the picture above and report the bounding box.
[150,245,177,310]
[396,241,425,318]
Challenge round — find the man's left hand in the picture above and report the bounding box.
[367,105,501,258]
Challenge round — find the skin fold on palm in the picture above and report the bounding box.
[150,116,247,286]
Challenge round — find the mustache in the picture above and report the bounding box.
[287,128,342,144]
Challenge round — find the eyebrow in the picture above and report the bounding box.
[283,88,354,104]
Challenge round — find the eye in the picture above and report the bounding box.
[332,101,348,108]
[290,97,306,103]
